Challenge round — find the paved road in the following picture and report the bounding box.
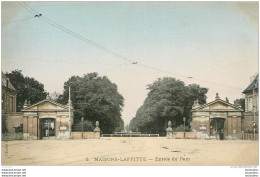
[2,137,258,165]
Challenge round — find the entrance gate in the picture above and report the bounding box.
[210,118,225,139]
[40,118,56,139]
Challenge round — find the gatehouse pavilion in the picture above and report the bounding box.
[191,94,243,139]
[21,95,73,139]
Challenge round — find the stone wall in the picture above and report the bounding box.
[2,87,17,114]
[242,112,259,132]
[226,116,242,139]
[173,132,197,139]
[72,132,100,139]
[192,115,210,135]
[3,112,23,134]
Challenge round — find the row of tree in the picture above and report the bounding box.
[129,77,208,135]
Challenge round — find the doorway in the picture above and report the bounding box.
[40,118,56,139]
[210,118,225,138]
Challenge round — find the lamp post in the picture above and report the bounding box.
[81,117,84,139]
[183,117,186,139]
[253,121,256,141]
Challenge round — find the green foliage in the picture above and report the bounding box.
[129,77,208,135]
[57,72,124,134]
[174,125,190,132]
[125,124,130,132]
[234,98,245,111]
[2,133,23,141]
[115,118,124,132]
[72,120,94,132]
[5,70,47,111]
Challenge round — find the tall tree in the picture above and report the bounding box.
[57,72,124,134]
[129,77,208,135]
[5,70,47,111]
[234,98,245,111]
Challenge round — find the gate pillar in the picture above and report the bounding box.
[94,121,101,139]
[166,121,173,139]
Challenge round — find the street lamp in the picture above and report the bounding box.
[183,117,186,139]
[81,117,84,139]
[253,121,257,141]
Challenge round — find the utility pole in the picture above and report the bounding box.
[81,117,84,139]
[253,77,257,141]
[48,121,50,138]
[183,117,186,139]
[69,86,71,139]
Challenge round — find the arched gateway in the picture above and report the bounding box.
[191,94,243,139]
[21,96,73,139]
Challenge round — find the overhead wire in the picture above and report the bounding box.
[17,2,246,91]
[2,17,34,24]
[2,56,126,66]
[19,2,133,63]
[194,58,255,77]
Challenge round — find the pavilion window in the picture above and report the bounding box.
[247,96,253,112]
[10,96,14,112]
[2,94,5,111]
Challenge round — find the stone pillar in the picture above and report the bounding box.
[94,121,101,139]
[166,121,173,139]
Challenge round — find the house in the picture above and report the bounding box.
[242,75,258,132]
[191,93,243,139]
[2,72,23,134]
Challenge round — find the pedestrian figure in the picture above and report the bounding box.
[219,129,224,140]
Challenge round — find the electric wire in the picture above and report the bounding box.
[2,17,34,24]
[19,2,133,63]
[17,2,247,91]
[2,56,126,66]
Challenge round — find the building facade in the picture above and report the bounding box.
[242,75,258,132]
[2,72,23,134]
[21,96,73,139]
[191,94,243,139]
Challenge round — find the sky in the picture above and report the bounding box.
[2,2,259,125]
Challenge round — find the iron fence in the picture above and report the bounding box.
[241,132,259,140]
[102,134,159,137]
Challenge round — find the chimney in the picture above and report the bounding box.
[6,78,9,88]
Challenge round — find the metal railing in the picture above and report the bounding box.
[114,132,141,134]
[241,132,259,140]
[102,133,159,137]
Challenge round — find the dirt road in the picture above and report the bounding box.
[2,137,258,165]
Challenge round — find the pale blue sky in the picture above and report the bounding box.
[2,2,258,124]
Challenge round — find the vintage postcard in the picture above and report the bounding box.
[1,1,259,175]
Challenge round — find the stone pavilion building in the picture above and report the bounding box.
[21,96,73,139]
[242,75,258,132]
[191,94,243,139]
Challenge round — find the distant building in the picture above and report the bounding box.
[2,72,23,134]
[191,93,243,139]
[2,72,17,113]
[242,75,258,132]
[21,95,74,139]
